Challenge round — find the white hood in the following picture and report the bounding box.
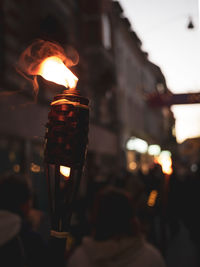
[81,236,144,267]
[0,210,21,246]
[68,235,166,267]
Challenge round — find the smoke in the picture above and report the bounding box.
[0,90,22,97]
[17,39,79,97]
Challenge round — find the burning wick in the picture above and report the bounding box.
[38,56,82,107]
[38,56,78,89]
[60,166,71,179]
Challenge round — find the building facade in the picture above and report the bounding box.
[111,2,175,173]
[0,0,175,209]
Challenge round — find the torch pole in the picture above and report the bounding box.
[50,235,67,267]
[42,81,89,266]
[49,167,85,267]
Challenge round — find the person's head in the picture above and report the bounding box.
[0,174,33,217]
[91,186,138,241]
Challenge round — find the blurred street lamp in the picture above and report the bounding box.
[126,137,148,153]
[148,144,161,156]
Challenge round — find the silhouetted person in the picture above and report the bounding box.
[167,161,188,239]
[138,164,164,247]
[67,186,166,267]
[0,174,50,267]
[181,164,200,266]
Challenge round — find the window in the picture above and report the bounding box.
[102,14,112,49]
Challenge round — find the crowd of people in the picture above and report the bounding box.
[0,174,50,267]
[0,160,200,267]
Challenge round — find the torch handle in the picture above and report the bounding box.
[50,236,67,267]
[63,165,84,230]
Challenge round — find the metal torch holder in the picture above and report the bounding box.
[44,89,89,237]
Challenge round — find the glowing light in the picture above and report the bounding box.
[30,163,41,173]
[9,152,16,162]
[147,190,158,207]
[191,163,198,173]
[126,137,148,153]
[38,56,78,89]
[155,150,173,175]
[129,161,137,170]
[60,166,71,179]
[160,150,171,157]
[171,105,200,143]
[148,144,161,156]
[13,164,20,173]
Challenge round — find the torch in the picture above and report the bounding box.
[155,151,173,254]
[155,150,173,210]
[38,56,89,264]
[18,41,89,265]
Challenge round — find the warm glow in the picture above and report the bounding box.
[30,163,41,173]
[147,190,158,207]
[60,166,71,178]
[38,56,78,89]
[13,164,20,173]
[155,151,173,175]
[129,161,137,170]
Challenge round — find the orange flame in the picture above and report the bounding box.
[38,56,78,89]
[60,166,71,179]
[155,155,173,175]
[17,40,79,95]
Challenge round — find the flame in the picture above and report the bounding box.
[155,155,173,175]
[60,166,71,179]
[18,40,79,96]
[38,56,78,89]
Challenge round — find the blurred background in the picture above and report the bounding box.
[0,0,200,266]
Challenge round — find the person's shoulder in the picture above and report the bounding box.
[141,242,166,267]
[143,242,162,255]
[67,245,91,267]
